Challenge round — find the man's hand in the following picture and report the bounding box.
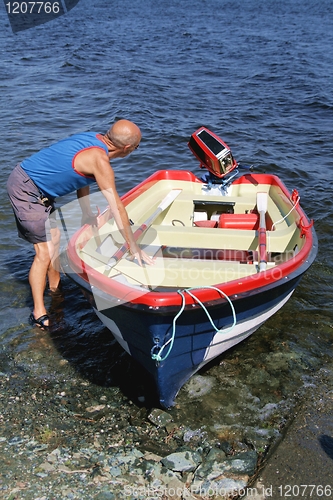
[129,242,155,266]
[81,206,100,227]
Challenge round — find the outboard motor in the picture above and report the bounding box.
[188,127,238,180]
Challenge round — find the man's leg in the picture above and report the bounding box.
[29,241,54,325]
[47,226,61,292]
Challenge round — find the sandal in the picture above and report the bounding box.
[29,313,49,330]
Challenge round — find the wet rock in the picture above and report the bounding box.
[224,450,258,476]
[26,440,48,452]
[135,459,164,480]
[161,450,202,472]
[165,422,186,442]
[244,427,279,452]
[218,441,233,455]
[107,447,144,477]
[147,408,173,427]
[195,455,227,481]
[137,436,176,456]
[205,447,227,462]
[195,449,257,484]
[185,374,215,398]
[183,427,207,443]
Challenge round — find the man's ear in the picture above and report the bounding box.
[123,144,133,154]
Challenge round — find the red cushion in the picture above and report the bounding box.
[218,213,259,230]
[194,220,218,228]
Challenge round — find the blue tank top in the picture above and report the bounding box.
[21,132,109,199]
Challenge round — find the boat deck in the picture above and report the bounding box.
[76,178,303,290]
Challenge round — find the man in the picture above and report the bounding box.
[7,119,154,330]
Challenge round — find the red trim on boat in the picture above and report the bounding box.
[66,171,315,308]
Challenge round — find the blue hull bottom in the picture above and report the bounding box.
[92,276,300,408]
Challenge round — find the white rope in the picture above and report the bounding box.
[184,286,236,335]
[151,286,237,362]
[151,291,186,363]
[271,195,300,231]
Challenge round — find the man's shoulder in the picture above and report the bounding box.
[62,132,108,155]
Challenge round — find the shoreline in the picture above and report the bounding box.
[1,335,332,499]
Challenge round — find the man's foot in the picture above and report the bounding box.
[29,312,49,330]
[49,280,62,295]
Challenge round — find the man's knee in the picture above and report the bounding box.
[34,242,52,264]
[50,227,61,246]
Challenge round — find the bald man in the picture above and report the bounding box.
[7,119,154,329]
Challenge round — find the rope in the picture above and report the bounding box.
[184,287,236,333]
[271,195,300,231]
[151,291,186,363]
[151,286,237,362]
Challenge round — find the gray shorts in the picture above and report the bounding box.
[7,164,57,244]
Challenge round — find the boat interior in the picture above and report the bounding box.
[76,178,304,290]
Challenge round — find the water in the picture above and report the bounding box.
[0,0,333,457]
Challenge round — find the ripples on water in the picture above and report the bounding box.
[0,0,332,433]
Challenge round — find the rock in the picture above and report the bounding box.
[46,452,58,463]
[30,443,49,452]
[244,427,279,452]
[185,374,215,398]
[183,428,207,442]
[218,441,233,454]
[195,456,227,481]
[39,462,56,472]
[142,451,163,462]
[107,447,144,477]
[161,450,202,472]
[135,459,164,480]
[195,449,257,482]
[8,436,27,446]
[224,450,258,476]
[85,404,106,412]
[123,470,198,500]
[147,408,173,427]
[205,448,227,462]
[108,465,122,477]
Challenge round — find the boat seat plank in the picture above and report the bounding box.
[105,257,273,288]
[143,225,259,251]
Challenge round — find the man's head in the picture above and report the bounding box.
[106,119,141,157]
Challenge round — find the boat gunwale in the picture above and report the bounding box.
[64,170,317,308]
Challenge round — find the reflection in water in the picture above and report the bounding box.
[47,279,159,407]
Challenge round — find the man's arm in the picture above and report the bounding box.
[95,171,145,261]
[83,150,154,266]
[77,186,99,226]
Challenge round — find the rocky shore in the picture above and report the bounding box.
[3,362,331,500]
[0,297,329,500]
[0,367,262,500]
[0,339,280,500]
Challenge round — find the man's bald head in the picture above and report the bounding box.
[107,119,141,149]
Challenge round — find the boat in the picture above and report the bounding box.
[60,127,318,408]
